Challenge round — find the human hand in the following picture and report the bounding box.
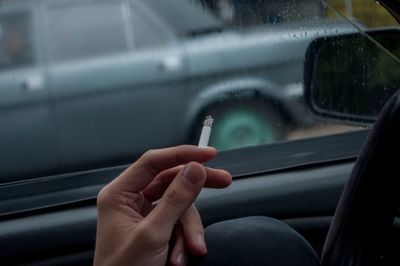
[93,145,232,266]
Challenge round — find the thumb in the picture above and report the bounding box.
[145,162,206,236]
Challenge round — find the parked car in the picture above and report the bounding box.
[0,0,355,181]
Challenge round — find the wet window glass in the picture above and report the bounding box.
[309,33,400,118]
[0,10,34,70]
[200,0,323,27]
[0,0,398,183]
[47,2,128,62]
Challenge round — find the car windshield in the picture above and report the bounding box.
[0,0,398,183]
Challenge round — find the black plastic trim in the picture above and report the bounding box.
[0,130,367,218]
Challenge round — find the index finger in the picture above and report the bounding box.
[142,166,232,202]
[110,145,217,193]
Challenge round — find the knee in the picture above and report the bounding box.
[192,216,320,266]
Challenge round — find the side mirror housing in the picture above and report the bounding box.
[304,29,400,124]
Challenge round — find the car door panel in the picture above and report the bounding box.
[0,161,353,265]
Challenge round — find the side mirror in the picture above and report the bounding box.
[304,29,400,123]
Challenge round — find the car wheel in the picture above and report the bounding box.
[206,101,286,150]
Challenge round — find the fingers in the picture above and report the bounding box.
[170,205,206,266]
[110,145,216,194]
[180,205,207,256]
[142,166,231,202]
[170,226,188,266]
[203,167,232,188]
[146,162,206,236]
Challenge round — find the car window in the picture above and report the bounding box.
[0,0,398,184]
[201,0,324,27]
[0,9,34,70]
[145,0,223,38]
[47,1,128,62]
[129,3,170,49]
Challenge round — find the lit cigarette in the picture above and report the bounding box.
[198,115,214,147]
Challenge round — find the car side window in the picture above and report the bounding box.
[202,0,323,27]
[46,1,128,62]
[0,10,34,71]
[129,4,170,49]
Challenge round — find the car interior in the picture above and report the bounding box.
[1,0,400,265]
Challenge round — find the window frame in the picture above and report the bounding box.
[0,130,368,218]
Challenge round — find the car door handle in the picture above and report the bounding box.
[157,56,182,72]
[20,75,44,92]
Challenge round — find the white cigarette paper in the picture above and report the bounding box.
[198,115,214,147]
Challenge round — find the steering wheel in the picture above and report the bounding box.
[321,90,400,266]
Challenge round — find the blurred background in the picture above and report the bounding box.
[0,0,396,182]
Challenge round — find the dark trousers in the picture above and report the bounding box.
[191,216,321,266]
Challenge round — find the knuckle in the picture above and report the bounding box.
[96,187,111,208]
[142,149,156,161]
[139,149,159,175]
[182,206,203,229]
[165,187,190,209]
[136,222,167,245]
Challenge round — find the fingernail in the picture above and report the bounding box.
[176,251,185,265]
[183,163,203,185]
